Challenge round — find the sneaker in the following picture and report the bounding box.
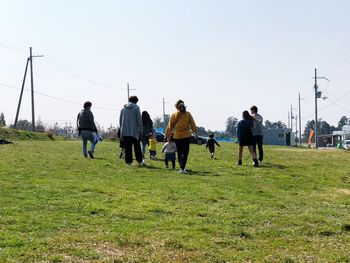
[179,169,188,174]
[88,151,94,159]
[138,161,145,167]
[237,160,242,165]
[165,165,169,169]
[253,159,259,167]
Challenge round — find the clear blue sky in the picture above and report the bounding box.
[1,0,350,131]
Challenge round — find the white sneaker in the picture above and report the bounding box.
[179,169,188,174]
[138,161,145,167]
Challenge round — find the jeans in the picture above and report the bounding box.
[122,136,143,164]
[174,137,190,170]
[252,135,263,161]
[81,130,96,158]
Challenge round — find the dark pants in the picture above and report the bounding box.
[122,136,142,164]
[165,152,176,169]
[174,137,190,170]
[252,135,263,162]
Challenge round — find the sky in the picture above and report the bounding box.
[1,0,350,132]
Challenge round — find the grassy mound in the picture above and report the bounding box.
[0,127,61,141]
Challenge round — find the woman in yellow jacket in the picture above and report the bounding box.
[166,100,198,174]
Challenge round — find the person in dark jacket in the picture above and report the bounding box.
[141,111,153,158]
[237,111,259,166]
[119,96,143,166]
[77,101,97,158]
[206,133,220,158]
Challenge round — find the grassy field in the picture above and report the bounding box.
[0,138,349,262]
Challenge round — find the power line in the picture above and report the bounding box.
[0,82,118,112]
[0,41,125,91]
[43,60,125,91]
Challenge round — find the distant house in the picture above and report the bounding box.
[318,125,350,147]
[264,128,296,146]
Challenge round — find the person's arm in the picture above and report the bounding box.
[119,109,123,131]
[206,141,209,148]
[237,122,242,141]
[90,111,97,132]
[136,107,142,139]
[188,112,198,139]
[215,139,221,147]
[166,113,176,141]
[162,143,167,153]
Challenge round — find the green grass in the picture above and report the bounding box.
[0,140,349,262]
[0,128,63,141]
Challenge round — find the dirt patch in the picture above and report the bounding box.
[336,189,350,195]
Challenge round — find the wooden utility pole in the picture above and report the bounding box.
[127,83,136,102]
[14,47,43,131]
[14,58,30,129]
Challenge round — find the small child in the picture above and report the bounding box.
[162,137,177,169]
[206,133,220,158]
[148,133,157,160]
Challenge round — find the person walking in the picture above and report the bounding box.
[148,133,157,160]
[206,133,221,159]
[141,111,153,158]
[77,101,98,159]
[250,105,264,163]
[162,136,177,169]
[119,96,143,166]
[237,110,259,167]
[166,100,198,174]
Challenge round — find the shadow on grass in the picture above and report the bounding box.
[186,170,217,176]
[260,162,287,170]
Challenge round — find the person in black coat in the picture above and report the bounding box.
[206,133,220,158]
[237,111,259,166]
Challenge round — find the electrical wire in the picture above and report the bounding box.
[0,82,118,112]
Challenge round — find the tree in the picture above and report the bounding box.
[10,119,32,131]
[197,126,208,136]
[35,118,45,132]
[303,119,336,141]
[0,112,5,127]
[153,117,162,129]
[264,120,287,129]
[225,117,238,137]
[153,115,170,131]
[337,116,349,130]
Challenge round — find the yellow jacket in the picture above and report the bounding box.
[148,138,157,151]
[166,111,198,139]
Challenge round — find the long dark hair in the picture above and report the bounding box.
[175,99,186,113]
[142,111,153,126]
[242,110,253,121]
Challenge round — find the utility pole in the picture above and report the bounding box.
[14,47,43,131]
[313,68,329,149]
[288,111,290,129]
[14,58,30,129]
[30,47,35,131]
[298,92,302,146]
[295,114,298,145]
[162,98,168,131]
[127,83,136,102]
[290,105,293,133]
